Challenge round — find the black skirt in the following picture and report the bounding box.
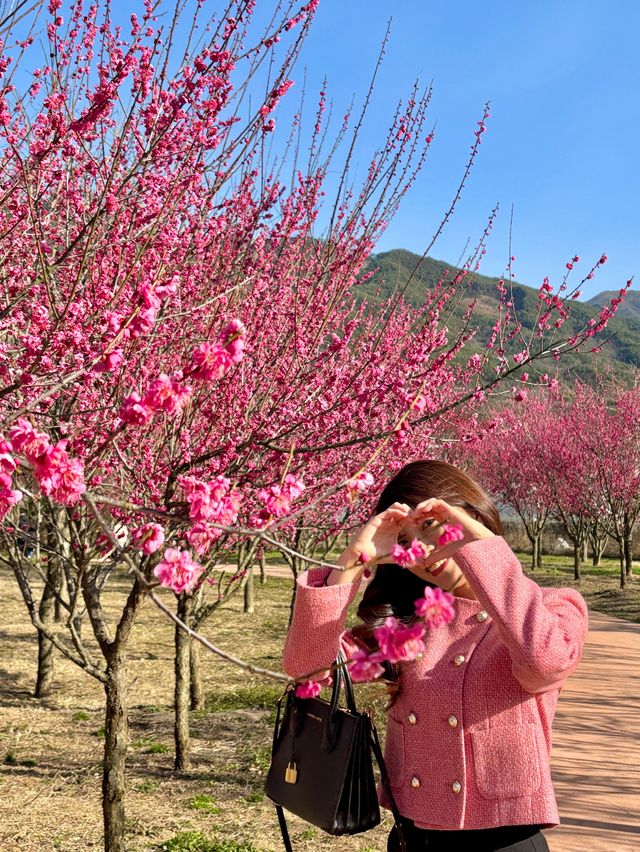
[387,818,550,852]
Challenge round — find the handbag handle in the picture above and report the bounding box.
[323,649,357,751]
[329,649,356,713]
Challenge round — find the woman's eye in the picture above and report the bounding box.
[421,519,435,529]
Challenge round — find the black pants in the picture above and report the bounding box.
[387,818,550,852]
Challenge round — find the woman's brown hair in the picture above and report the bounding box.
[349,459,503,703]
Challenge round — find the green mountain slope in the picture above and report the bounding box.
[360,249,640,386]
[586,289,640,321]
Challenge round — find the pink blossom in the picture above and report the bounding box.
[391,538,427,567]
[180,475,240,526]
[186,522,221,556]
[513,350,528,365]
[257,474,305,520]
[131,523,165,555]
[414,586,456,629]
[143,373,192,415]
[220,318,246,363]
[258,483,291,517]
[283,473,305,499]
[295,680,322,698]
[468,353,482,371]
[33,442,86,505]
[154,547,203,594]
[347,649,385,683]
[188,342,234,381]
[0,472,22,519]
[374,616,426,663]
[0,441,17,473]
[94,349,123,373]
[9,419,50,462]
[249,508,272,529]
[119,391,152,425]
[437,523,464,546]
[345,471,374,501]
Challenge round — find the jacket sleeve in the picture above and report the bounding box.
[453,536,589,694]
[281,567,363,680]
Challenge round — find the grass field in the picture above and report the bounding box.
[0,553,637,851]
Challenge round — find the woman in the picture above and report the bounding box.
[282,460,588,851]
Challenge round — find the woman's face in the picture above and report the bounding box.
[396,504,479,593]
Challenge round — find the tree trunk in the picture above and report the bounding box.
[259,551,267,585]
[623,533,633,578]
[530,536,537,571]
[535,535,543,570]
[189,639,204,712]
[35,562,56,697]
[243,564,255,614]
[573,542,581,582]
[103,658,129,852]
[618,540,626,589]
[174,594,191,771]
[623,514,633,578]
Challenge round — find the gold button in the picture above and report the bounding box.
[454,654,466,666]
[415,652,424,660]
[476,610,489,622]
[452,780,462,794]
[411,776,420,788]
[447,715,458,728]
[408,713,417,725]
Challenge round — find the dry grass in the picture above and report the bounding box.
[0,567,392,852]
[1,553,638,851]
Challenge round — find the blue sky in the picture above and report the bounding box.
[279,0,639,300]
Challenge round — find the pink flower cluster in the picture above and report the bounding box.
[375,616,426,663]
[188,319,246,382]
[180,475,241,556]
[437,522,465,546]
[252,473,305,528]
[0,441,22,519]
[131,523,165,555]
[345,471,374,502]
[153,547,204,594]
[8,419,86,506]
[338,586,456,687]
[119,374,192,426]
[391,538,427,567]
[415,586,456,628]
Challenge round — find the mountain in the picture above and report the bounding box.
[359,249,640,387]
[586,290,640,321]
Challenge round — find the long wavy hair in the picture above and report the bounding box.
[349,459,503,705]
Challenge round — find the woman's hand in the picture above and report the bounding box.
[410,498,494,570]
[341,501,413,567]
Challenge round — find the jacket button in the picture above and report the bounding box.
[454,654,466,666]
[411,776,420,788]
[408,713,417,724]
[452,780,462,794]
[447,715,458,728]
[476,610,489,622]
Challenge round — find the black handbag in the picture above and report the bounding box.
[265,652,407,851]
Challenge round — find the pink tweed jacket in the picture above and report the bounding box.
[282,535,588,831]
